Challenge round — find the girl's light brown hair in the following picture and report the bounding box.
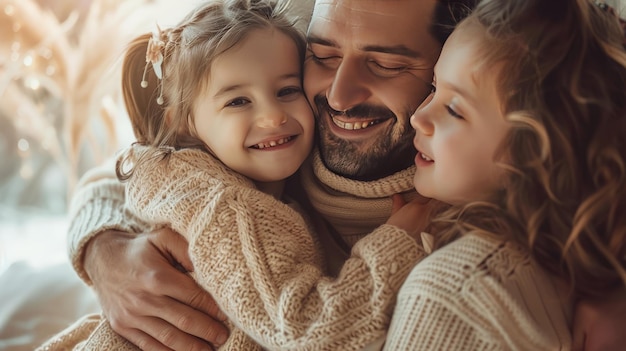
[431,0,626,299]
[116,0,306,179]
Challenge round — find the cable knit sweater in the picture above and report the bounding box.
[45,146,423,351]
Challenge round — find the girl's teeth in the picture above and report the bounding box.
[255,137,291,149]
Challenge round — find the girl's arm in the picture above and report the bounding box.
[126,146,425,351]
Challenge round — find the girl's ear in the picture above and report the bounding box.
[164,107,175,128]
[164,108,182,133]
[165,108,194,139]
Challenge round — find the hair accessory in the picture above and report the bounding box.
[141,25,166,105]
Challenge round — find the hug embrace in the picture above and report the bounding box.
[40,0,626,350]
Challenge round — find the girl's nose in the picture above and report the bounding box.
[411,108,434,136]
[257,104,288,128]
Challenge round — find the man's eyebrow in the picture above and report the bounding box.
[361,45,420,58]
[307,35,420,58]
[307,35,337,48]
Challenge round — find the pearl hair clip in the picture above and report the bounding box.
[141,25,166,105]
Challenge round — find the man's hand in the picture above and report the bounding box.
[572,291,626,351]
[83,228,229,351]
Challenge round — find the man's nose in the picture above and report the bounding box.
[327,59,372,112]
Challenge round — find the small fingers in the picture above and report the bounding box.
[390,194,407,214]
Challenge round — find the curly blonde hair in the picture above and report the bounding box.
[430,0,626,299]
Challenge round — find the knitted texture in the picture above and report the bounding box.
[383,234,573,350]
[66,157,151,285]
[54,146,424,350]
[300,150,419,247]
[36,314,138,351]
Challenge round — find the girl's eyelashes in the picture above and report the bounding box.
[429,83,436,94]
[225,97,250,107]
[446,105,464,119]
[278,86,303,98]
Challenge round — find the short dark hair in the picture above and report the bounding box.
[430,0,479,45]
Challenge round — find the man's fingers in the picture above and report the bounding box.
[150,305,228,350]
[154,290,229,346]
[137,316,216,351]
[152,227,195,273]
[118,327,174,351]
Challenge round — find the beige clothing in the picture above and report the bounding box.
[61,146,574,350]
[47,147,423,351]
[384,234,573,350]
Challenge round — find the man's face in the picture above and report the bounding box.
[305,0,442,180]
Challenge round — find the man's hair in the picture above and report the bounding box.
[430,0,479,45]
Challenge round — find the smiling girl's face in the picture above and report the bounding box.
[410,25,511,205]
[192,27,314,184]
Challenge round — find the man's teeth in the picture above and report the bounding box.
[420,152,432,161]
[254,137,292,149]
[332,117,376,130]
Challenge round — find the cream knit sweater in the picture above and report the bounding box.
[59,146,573,350]
[384,234,573,350]
[47,147,423,351]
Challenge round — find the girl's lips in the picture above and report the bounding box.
[414,151,434,167]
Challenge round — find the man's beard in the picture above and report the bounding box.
[314,95,416,181]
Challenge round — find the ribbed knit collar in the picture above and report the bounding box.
[301,149,417,247]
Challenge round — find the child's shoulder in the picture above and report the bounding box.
[407,234,534,297]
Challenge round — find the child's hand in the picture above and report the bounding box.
[386,194,434,239]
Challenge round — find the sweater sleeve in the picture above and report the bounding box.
[125,147,425,351]
[67,156,150,285]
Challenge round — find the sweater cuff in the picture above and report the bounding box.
[67,178,140,285]
[353,224,426,286]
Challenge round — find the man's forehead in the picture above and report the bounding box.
[311,0,434,20]
[308,0,439,53]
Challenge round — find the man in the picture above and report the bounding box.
[68,0,625,350]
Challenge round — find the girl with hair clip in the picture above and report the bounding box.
[384,0,626,349]
[38,0,428,350]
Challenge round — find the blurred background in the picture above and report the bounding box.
[0,0,202,272]
[0,0,201,349]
